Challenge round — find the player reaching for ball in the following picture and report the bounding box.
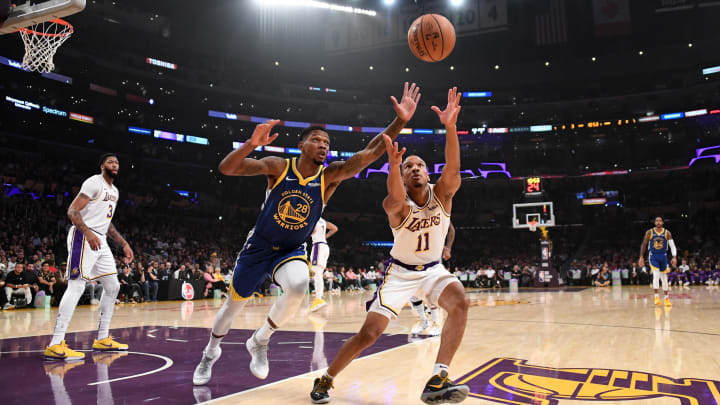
[192,82,421,386]
[310,87,469,404]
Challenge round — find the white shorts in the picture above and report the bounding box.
[368,262,460,320]
[66,226,117,281]
[310,243,329,269]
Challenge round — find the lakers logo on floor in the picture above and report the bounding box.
[456,357,720,405]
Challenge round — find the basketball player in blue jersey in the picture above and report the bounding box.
[639,217,677,307]
[193,82,421,385]
[311,87,468,404]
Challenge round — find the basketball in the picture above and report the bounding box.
[407,13,456,63]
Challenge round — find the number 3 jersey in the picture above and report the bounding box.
[78,174,119,235]
[389,185,451,265]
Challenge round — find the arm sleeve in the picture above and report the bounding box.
[668,239,677,257]
[79,177,102,200]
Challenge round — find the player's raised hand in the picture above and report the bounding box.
[383,134,406,165]
[431,87,462,126]
[249,119,280,147]
[391,82,421,122]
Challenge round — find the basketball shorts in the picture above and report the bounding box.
[649,254,670,273]
[367,262,460,320]
[230,237,310,300]
[66,226,117,281]
[310,242,329,269]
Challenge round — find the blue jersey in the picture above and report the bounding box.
[248,158,325,249]
[649,228,668,257]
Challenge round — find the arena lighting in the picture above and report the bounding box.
[69,112,94,124]
[255,0,377,16]
[702,65,720,75]
[450,0,464,7]
[661,112,684,120]
[684,109,707,117]
[462,91,492,98]
[153,130,184,142]
[688,145,720,167]
[582,198,606,206]
[186,136,209,145]
[128,126,152,135]
[382,0,395,5]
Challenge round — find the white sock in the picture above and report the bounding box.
[654,293,659,299]
[50,278,86,346]
[207,298,248,353]
[412,299,427,322]
[97,276,120,340]
[432,363,449,376]
[431,307,439,324]
[255,320,276,345]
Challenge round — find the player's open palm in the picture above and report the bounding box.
[383,134,406,165]
[250,119,280,147]
[431,86,462,126]
[391,82,421,122]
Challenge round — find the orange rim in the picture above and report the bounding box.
[18,19,73,37]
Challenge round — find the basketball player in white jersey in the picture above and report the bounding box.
[309,217,338,312]
[311,88,469,404]
[411,221,455,336]
[44,154,134,361]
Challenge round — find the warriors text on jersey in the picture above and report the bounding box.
[389,185,451,265]
[249,158,325,249]
[78,174,119,235]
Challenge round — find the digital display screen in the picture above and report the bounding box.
[525,177,542,195]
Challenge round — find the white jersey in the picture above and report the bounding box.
[311,218,328,244]
[390,185,450,265]
[78,174,119,235]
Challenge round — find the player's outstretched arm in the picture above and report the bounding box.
[323,82,420,188]
[638,230,651,267]
[432,87,462,208]
[218,119,286,182]
[381,134,411,228]
[326,221,339,239]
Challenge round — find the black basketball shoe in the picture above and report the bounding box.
[310,374,334,404]
[420,370,470,404]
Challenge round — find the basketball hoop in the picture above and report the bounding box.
[528,221,538,232]
[18,18,73,73]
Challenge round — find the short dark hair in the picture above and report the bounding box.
[300,126,328,141]
[99,153,118,166]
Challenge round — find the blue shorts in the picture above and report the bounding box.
[230,238,310,300]
[649,254,670,273]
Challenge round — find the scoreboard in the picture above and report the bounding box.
[524,177,542,196]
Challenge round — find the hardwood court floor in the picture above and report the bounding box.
[1,285,720,404]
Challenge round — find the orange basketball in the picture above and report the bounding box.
[407,13,456,63]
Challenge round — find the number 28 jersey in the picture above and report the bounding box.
[78,174,119,235]
[389,185,451,266]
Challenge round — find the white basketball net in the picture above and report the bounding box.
[528,221,538,232]
[19,19,73,73]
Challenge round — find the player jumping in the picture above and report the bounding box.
[193,82,421,385]
[639,216,677,307]
[311,87,469,404]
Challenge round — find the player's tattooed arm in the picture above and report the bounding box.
[382,134,411,227]
[108,223,135,264]
[638,230,651,267]
[218,119,287,186]
[432,87,462,208]
[323,82,420,186]
[67,192,103,251]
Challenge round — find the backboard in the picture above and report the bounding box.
[512,202,555,230]
[0,0,85,34]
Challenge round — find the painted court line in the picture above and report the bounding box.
[165,338,188,343]
[277,341,312,344]
[200,335,423,404]
[87,352,174,385]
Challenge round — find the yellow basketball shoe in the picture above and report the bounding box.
[93,336,129,352]
[654,296,661,306]
[310,297,327,312]
[44,340,85,361]
[664,297,672,307]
